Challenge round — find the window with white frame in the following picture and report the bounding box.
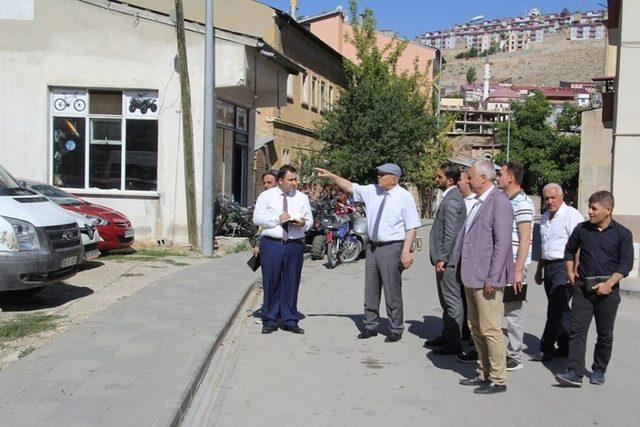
[329,86,334,109]
[320,81,326,111]
[286,74,294,102]
[311,77,318,109]
[51,88,158,191]
[301,74,309,106]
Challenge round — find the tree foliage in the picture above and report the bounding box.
[556,103,582,132]
[494,91,581,197]
[466,66,477,84]
[314,0,440,196]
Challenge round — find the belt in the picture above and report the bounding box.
[542,259,564,264]
[263,236,304,244]
[368,240,403,247]
[577,276,612,285]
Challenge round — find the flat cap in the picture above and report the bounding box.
[376,163,402,178]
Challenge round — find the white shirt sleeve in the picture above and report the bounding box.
[402,193,422,231]
[566,208,585,235]
[351,183,369,204]
[300,194,313,232]
[252,191,280,230]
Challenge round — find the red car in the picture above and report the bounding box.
[23,181,135,252]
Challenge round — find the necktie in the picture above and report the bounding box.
[282,192,289,240]
[371,192,388,243]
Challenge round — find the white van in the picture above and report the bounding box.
[0,165,84,292]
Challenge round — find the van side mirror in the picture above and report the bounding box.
[18,180,27,189]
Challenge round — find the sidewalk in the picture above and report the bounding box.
[0,251,259,426]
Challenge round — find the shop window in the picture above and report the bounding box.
[51,87,158,191]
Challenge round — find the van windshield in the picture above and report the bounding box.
[0,167,31,196]
[29,184,86,206]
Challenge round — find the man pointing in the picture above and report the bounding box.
[315,164,421,342]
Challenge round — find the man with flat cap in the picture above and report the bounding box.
[315,163,421,342]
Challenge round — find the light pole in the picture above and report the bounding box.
[506,107,511,162]
[202,0,216,256]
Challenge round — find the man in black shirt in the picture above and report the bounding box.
[555,191,634,387]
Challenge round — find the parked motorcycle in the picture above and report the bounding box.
[325,206,368,269]
[306,198,334,260]
[214,195,256,238]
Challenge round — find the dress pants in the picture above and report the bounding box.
[260,238,304,327]
[363,242,404,334]
[436,266,464,349]
[504,269,527,362]
[465,287,506,385]
[567,285,621,374]
[540,261,571,354]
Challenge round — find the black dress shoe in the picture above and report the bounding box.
[459,376,488,386]
[357,329,378,339]
[281,324,305,334]
[432,346,462,355]
[262,325,278,334]
[473,382,507,394]
[384,333,402,343]
[423,336,447,348]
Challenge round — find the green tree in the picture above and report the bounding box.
[494,91,581,197]
[556,103,582,132]
[314,0,440,200]
[466,66,477,84]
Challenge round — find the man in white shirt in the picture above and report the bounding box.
[531,183,584,361]
[253,165,312,335]
[315,163,421,342]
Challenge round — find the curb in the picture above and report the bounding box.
[170,277,259,426]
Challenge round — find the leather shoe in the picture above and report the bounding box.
[384,333,402,343]
[357,329,378,339]
[459,376,487,386]
[281,324,305,334]
[423,336,447,348]
[432,346,462,355]
[261,325,278,334]
[473,382,507,394]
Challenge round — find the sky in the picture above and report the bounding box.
[258,0,606,39]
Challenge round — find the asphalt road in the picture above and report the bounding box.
[184,228,640,427]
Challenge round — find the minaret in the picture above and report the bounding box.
[289,0,298,20]
[482,56,490,102]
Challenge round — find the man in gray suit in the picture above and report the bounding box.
[457,159,514,394]
[425,163,467,354]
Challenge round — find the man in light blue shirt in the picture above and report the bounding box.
[315,164,421,342]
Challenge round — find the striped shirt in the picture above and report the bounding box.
[510,190,535,264]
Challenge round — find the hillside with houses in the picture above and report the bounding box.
[441,29,605,95]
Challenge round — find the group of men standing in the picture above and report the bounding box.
[252,160,633,394]
[426,159,634,393]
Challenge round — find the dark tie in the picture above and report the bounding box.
[282,193,289,240]
[371,192,388,243]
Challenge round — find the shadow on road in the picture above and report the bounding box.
[78,260,105,272]
[0,283,94,312]
[306,312,397,337]
[406,315,443,340]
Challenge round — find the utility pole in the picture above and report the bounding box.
[201,0,216,256]
[175,0,199,249]
[506,108,512,162]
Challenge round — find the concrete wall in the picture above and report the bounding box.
[578,108,613,216]
[612,0,640,258]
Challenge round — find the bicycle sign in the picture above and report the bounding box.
[51,89,88,115]
[53,93,86,112]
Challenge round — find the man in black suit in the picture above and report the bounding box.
[425,163,468,354]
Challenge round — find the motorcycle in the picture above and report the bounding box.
[325,206,368,269]
[214,195,256,238]
[306,198,334,260]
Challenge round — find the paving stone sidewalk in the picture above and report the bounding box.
[0,251,259,427]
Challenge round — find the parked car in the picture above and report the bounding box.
[0,165,84,293]
[22,180,135,252]
[66,210,101,261]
